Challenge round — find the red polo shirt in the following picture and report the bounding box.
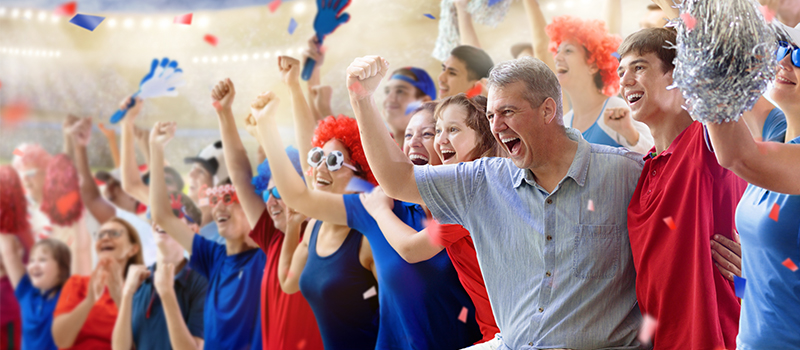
[437,224,499,343]
[627,121,744,350]
[249,211,323,350]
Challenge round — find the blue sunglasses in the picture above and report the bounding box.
[262,186,281,202]
[776,41,800,68]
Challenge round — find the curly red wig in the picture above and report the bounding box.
[12,143,52,172]
[0,166,34,250]
[546,16,622,96]
[40,154,83,226]
[311,115,377,186]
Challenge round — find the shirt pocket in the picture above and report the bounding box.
[572,224,622,280]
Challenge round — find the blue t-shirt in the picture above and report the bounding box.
[190,235,265,350]
[198,222,225,245]
[736,134,800,349]
[14,275,60,350]
[762,107,787,143]
[343,194,482,349]
[131,262,207,350]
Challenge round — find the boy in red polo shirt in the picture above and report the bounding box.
[617,28,745,350]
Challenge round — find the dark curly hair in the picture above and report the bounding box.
[311,115,377,186]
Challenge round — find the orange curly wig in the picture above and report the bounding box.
[546,16,622,96]
[0,166,34,251]
[311,115,377,186]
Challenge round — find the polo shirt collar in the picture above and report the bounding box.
[512,127,590,189]
[644,121,697,160]
[148,259,192,287]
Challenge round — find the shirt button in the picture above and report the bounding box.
[545,271,551,277]
[546,235,552,241]
[538,307,544,312]
[651,170,657,176]
[529,342,533,346]
[546,198,553,204]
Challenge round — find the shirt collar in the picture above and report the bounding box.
[512,127,591,189]
[643,121,697,160]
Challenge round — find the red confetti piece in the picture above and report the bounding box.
[637,314,658,344]
[1,101,30,128]
[296,339,307,350]
[173,13,193,25]
[465,83,482,98]
[587,199,595,212]
[269,0,282,13]
[204,34,218,47]
[13,149,24,157]
[663,216,676,230]
[680,13,696,30]
[769,203,780,222]
[457,306,468,323]
[212,101,222,110]
[760,5,776,22]
[424,218,444,247]
[783,258,799,272]
[54,1,77,17]
[362,286,377,299]
[348,81,366,96]
[55,191,80,216]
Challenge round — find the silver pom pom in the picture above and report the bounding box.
[671,0,779,123]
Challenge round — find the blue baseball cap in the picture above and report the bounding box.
[390,67,437,101]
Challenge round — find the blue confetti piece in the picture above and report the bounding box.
[488,0,502,6]
[288,18,298,35]
[424,14,435,20]
[405,101,422,115]
[611,52,621,60]
[734,275,746,298]
[69,14,105,32]
[345,178,374,193]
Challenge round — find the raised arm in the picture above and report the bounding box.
[62,114,80,161]
[346,56,423,204]
[277,211,311,294]
[250,76,349,226]
[119,96,150,205]
[280,56,317,178]
[651,0,680,20]
[604,0,622,36]
[455,0,482,48]
[212,78,265,228]
[97,123,121,168]
[70,117,117,224]
[0,235,25,289]
[302,36,325,97]
[67,216,92,276]
[360,188,442,263]
[149,122,196,253]
[523,0,556,71]
[706,119,800,194]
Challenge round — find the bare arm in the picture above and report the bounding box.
[62,114,80,161]
[52,297,94,348]
[71,118,116,224]
[0,235,25,288]
[280,56,317,178]
[360,188,442,263]
[111,290,134,350]
[706,119,800,194]
[302,36,324,97]
[68,217,92,276]
[604,0,622,36]
[523,0,556,71]
[119,96,150,205]
[455,0,481,48]
[212,78,265,228]
[278,214,311,294]
[155,263,204,350]
[652,0,680,20]
[346,56,423,204]
[149,122,196,253]
[98,123,122,168]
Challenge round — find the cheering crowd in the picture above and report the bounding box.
[2,0,800,349]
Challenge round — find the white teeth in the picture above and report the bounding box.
[501,136,519,143]
[271,210,282,216]
[627,93,643,102]
[317,179,331,185]
[409,154,429,161]
[440,150,455,154]
[777,76,795,84]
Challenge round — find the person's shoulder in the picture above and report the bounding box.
[588,143,645,169]
[62,275,90,293]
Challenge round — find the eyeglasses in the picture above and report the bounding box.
[209,192,239,206]
[307,147,359,172]
[262,186,281,202]
[93,229,123,240]
[776,41,800,68]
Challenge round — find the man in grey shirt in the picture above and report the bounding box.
[347,55,644,349]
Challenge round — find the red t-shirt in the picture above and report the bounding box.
[249,210,323,350]
[53,275,118,350]
[436,224,499,343]
[627,122,744,350]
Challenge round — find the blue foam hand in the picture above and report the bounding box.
[302,0,352,81]
[110,57,186,124]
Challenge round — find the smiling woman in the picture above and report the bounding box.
[434,94,505,165]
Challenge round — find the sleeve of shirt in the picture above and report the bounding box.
[248,209,277,252]
[189,235,226,279]
[413,161,485,225]
[762,108,787,142]
[343,194,379,235]
[13,274,33,299]
[53,275,88,317]
[186,274,207,339]
[437,224,471,248]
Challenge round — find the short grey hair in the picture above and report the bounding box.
[486,57,563,121]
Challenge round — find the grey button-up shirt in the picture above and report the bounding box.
[415,128,645,349]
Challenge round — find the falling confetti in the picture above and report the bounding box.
[457,306,468,323]
[204,34,219,46]
[296,339,307,350]
[637,314,658,344]
[288,18,298,35]
[348,81,366,96]
[587,199,595,212]
[488,0,502,6]
[760,5,776,22]
[425,219,444,247]
[662,216,677,230]
[465,83,482,98]
[734,275,746,298]
[269,0,283,13]
[1,101,30,127]
[13,149,24,157]
[769,203,780,222]
[345,177,375,193]
[680,12,696,30]
[362,286,377,299]
[69,13,105,31]
[424,14,436,20]
[174,13,192,25]
[212,101,222,110]
[54,1,77,17]
[783,258,798,272]
[405,101,422,115]
[611,52,621,60]
[56,191,80,216]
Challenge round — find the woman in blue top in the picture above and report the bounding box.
[0,236,71,350]
[251,56,481,349]
[705,28,800,348]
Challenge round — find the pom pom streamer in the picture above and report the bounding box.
[671,0,778,123]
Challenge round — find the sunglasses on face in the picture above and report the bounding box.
[93,229,124,240]
[307,147,359,172]
[262,186,281,202]
[209,192,239,206]
[776,41,800,68]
